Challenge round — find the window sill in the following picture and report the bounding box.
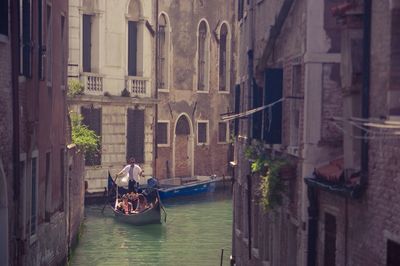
[196,90,209,94]
[197,142,209,146]
[217,90,230,94]
[158,89,170,93]
[0,34,9,44]
[157,144,170,148]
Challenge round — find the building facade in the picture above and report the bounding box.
[155,0,236,180]
[0,0,85,265]
[232,0,400,266]
[68,0,157,193]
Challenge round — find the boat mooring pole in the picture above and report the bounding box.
[220,248,224,266]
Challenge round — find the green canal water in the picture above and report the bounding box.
[71,190,232,266]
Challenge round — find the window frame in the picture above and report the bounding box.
[157,120,170,147]
[157,12,171,92]
[196,120,209,145]
[196,19,210,93]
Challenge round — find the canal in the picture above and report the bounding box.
[71,190,232,266]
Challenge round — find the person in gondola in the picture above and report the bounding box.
[116,157,143,193]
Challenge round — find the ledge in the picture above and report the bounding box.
[304,176,363,199]
[67,94,159,106]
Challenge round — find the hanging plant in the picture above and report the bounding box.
[245,141,294,211]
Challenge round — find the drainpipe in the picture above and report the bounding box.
[10,0,21,264]
[360,0,371,190]
[153,0,159,179]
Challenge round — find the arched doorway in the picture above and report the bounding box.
[0,159,9,266]
[174,114,193,178]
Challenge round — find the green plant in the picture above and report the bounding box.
[245,141,292,210]
[121,88,130,97]
[70,112,100,156]
[68,79,84,97]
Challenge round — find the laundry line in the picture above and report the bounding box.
[220,98,284,122]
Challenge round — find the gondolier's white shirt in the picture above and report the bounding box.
[120,164,142,182]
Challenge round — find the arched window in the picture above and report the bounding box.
[197,20,209,91]
[158,13,169,90]
[219,23,230,92]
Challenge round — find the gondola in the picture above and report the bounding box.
[157,176,218,199]
[107,173,164,225]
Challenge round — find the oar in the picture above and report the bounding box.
[101,171,119,214]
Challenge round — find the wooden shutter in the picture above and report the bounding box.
[252,80,263,140]
[234,84,241,136]
[81,106,102,166]
[323,213,336,266]
[157,122,168,144]
[128,21,138,76]
[263,68,283,144]
[127,109,144,163]
[38,0,44,79]
[82,15,91,72]
[22,0,31,77]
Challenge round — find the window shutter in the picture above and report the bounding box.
[81,107,102,166]
[263,68,283,144]
[234,84,241,136]
[252,79,263,140]
[128,21,138,76]
[324,213,337,266]
[127,109,144,163]
[82,15,91,72]
[23,0,31,77]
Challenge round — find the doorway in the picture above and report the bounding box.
[174,114,193,178]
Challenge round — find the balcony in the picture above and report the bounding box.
[126,76,151,98]
[81,72,103,95]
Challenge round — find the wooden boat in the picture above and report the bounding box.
[107,174,164,225]
[157,176,218,199]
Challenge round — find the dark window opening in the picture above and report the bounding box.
[127,109,144,163]
[238,0,244,21]
[176,116,190,135]
[82,14,92,72]
[219,24,228,91]
[157,15,167,89]
[198,21,207,91]
[81,106,102,166]
[218,122,228,143]
[252,80,263,140]
[157,122,168,145]
[198,122,207,144]
[0,0,8,36]
[324,213,337,266]
[21,0,32,77]
[387,239,400,266]
[128,21,138,76]
[263,68,283,144]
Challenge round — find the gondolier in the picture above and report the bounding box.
[116,157,143,193]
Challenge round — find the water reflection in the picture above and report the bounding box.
[71,189,232,266]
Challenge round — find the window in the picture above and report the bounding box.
[82,14,92,72]
[46,4,52,84]
[157,121,169,146]
[289,65,301,148]
[128,21,138,76]
[218,122,228,143]
[324,213,337,266]
[81,106,102,166]
[127,109,145,163]
[263,68,283,144]
[197,20,209,91]
[0,0,8,37]
[30,153,38,239]
[252,81,263,140]
[238,0,244,21]
[158,13,170,90]
[20,0,32,76]
[197,121,208,144]
[219,23,230,92]
[387,239,400,266]
[38,0,44,79]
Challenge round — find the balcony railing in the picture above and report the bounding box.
[81,72,103,95]
[126,76,151,98]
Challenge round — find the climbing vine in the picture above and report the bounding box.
[70,112,100,156]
